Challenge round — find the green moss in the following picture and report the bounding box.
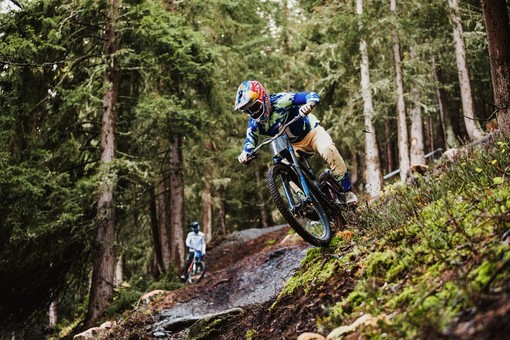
[278,138,510,339]
[470,260,497,290]
[246,328,257,339]
[364,251,397,278]
[386,286,416,310]
[280,254,339,296]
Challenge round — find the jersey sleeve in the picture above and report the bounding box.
[292,92,320,105]
[242,119,260,153]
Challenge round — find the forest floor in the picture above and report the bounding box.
[85,135,510,340]
[107,223,510,340]
[108,224,316,339]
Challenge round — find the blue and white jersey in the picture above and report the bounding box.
[242,92,320,153]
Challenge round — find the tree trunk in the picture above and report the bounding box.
[254,162,270,228]
[390,0,410,181]
[202,140,214,242]
[481,0,510,135]
[357,0,382,199]
[149,186,165,276]
[409,47,425,165]
[448,0,484,140]
[49,300,58,328]
[202,175,213,242]
[432,56,459,148]
[114,253,123,286]
[217,187,227,237]
[84,0,119,327]
[410,94,425,165]
[169,133,186,269]
[156,176,172,270]
[384,120,394,174]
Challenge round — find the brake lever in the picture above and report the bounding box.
[247,152,259,162]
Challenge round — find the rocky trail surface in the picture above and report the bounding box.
[108,225,311,339]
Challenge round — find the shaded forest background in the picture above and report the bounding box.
[0,0,508,336]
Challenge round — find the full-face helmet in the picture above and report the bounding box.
[233,80,271,124]
[190,221,200,234]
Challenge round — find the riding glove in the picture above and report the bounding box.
[299,102,316,117]
[238,150,250,164]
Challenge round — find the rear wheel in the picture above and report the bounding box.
[318,171,346,229]
[267,163,332,247]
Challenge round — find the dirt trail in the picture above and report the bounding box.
[146,225,310,339]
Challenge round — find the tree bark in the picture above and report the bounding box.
[217,187,227,237]
[481,0,510,135]
[410,93,425,165]
[169,134,186,269]
[156,176,172,270]
[432,56,459,149]
[85,0,120,327]
[448,0,484,140]
[202,140,214,242]
[149,186,165,276]
[384,120,394,174]
[49,300,58,328]
[390,0,410,181]
[202,175,213,242]
[409,47,425,166]
[357,0,382,198]
[254,162,270,227]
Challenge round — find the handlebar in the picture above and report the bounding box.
[247,115,302,160]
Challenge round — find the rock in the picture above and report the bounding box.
[326,313,380,339]
[139,289,167,305]
[297,332,326,340]
[279,233,302,246]
[442,148,460,161]
[405,164,429,185]
[153,331,167,338]
[100,320,113,329]
[73,327,108,339]
[186,308,244,340]
[73,320,115,339]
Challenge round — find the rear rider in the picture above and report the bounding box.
[179,221,206,281]
[234,80,358,205]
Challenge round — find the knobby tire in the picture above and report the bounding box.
[267,163,332,247]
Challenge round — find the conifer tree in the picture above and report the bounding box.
[481,0,510,135]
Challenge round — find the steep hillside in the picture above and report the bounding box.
[101,136,510,340]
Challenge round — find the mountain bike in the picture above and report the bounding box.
[185,251,206,284]
[247,115,353,247]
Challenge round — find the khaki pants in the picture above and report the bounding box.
[292,125,347,178]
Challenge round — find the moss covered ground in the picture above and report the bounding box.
[272,137,510,339]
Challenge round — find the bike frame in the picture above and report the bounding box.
[274,134,320,211]
[248,115,329,211]
[186,251,203,276]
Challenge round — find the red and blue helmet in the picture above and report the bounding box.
[234,80,271,124]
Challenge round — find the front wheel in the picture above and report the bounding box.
[267,163,332,247]
[188,260,205,284]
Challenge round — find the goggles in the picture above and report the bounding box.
[241,99,264,120]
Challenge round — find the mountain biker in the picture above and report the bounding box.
[234,80,358,205]
[179,221,206,281]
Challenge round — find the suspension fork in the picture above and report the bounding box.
[286,143,312,200]
[272,136,313,211]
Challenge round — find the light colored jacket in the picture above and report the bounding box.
[186,231,206,254]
